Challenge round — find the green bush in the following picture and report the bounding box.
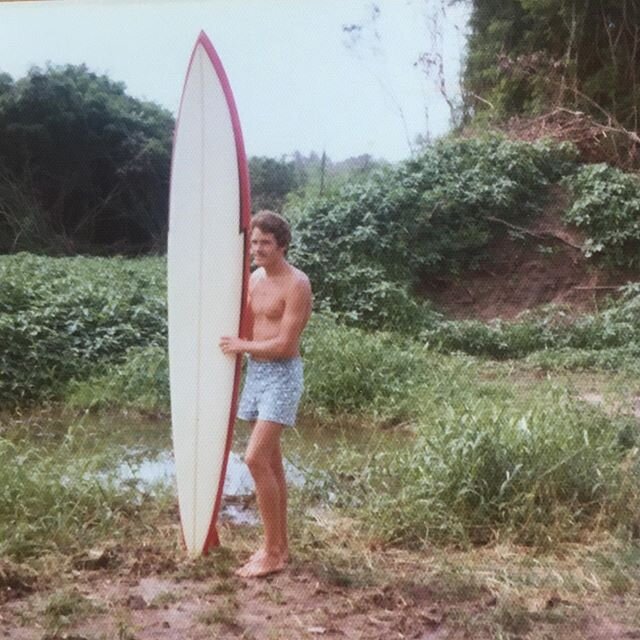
[1,253,638,409]
[423,317,555,359]
[308,264,441,332]
[422,284,640,364]
[563,164,640,268]
[0,254,166,405]
[525,346,640,373]
[290,136,576,330]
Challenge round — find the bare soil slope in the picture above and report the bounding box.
[420,186,639,321]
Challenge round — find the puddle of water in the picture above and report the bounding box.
[118,449,303,496]
[116,424,310,524]
[19,412,407,524]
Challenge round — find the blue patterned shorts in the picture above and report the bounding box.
[237,356,304,427]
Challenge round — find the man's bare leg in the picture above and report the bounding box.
[242,437,289,567]
[236,420,288,577]
[270,435,289,561]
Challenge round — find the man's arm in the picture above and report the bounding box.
[220,277,312,359]
[241,269,262,341]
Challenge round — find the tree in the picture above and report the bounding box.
[249,156,303,212]
[0,64,174,254]
[459,0,640,133]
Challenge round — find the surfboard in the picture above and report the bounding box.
[167,31,251,555]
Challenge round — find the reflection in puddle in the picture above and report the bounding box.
[119,450,303,496]
[119,447,305,525]
[112,418,399,525]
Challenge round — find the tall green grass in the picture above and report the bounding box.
[302,361,640,548]
[0,422,162,561]
[298,318,640,547]
[66,345,169,412]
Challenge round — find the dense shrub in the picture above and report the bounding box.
[423,284,640,362]
[563,164,640,268]
[0,254,166,405]
[290,136,576,330]
[1,255,638,408]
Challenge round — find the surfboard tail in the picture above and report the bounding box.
[202,524,220,554]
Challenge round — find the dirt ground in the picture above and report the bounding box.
[2,508,640,640]
[420,187,639,321]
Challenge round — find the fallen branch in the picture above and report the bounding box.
[571,285,622,290]
[486,216,583,250]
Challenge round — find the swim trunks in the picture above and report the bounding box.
[237,356,304,427]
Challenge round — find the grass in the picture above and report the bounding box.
[0,412,174,565]
[1,253,639,637]
[296,349,640,547]
[288,511,640,637]
[42,587,104,632]
[66,344,169,413]
[174,546,237,581]
[197,596,240,627]
[2,466,640,638]
[4,311,638,563]
[0,351,637,584]
[206,579,238,596]
[149,590,180,607]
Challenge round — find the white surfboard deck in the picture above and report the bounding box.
[167,31,251,555]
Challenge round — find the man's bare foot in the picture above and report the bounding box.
[235,550,289,578]
[246,547,266,564]
[245,547,290,565]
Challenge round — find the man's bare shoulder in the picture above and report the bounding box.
[289,266,311,290]
[286,268,311,302]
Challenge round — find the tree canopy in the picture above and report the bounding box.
[0,64,174,254]
[460,0,640,133]
[248,156,303,213]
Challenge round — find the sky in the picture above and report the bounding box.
[0,0,469,162]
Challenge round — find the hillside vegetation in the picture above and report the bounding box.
[286,136,640,330]
[459,0,640,170]
[3,136,640,406]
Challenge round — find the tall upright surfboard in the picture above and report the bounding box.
[167,31,251,554]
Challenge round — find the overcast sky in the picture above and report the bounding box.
[0,0,469,162]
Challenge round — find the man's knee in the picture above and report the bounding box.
[245,450,271,476]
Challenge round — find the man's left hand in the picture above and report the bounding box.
[219,336,245,355]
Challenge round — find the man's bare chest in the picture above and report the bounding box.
[250,282,286,320]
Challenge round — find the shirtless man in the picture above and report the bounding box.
[219,210,312,578]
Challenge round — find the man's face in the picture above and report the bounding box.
[250,227,285,267]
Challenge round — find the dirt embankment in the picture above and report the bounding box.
[420,186,639,321]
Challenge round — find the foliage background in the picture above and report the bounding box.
[458,0,640,135]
